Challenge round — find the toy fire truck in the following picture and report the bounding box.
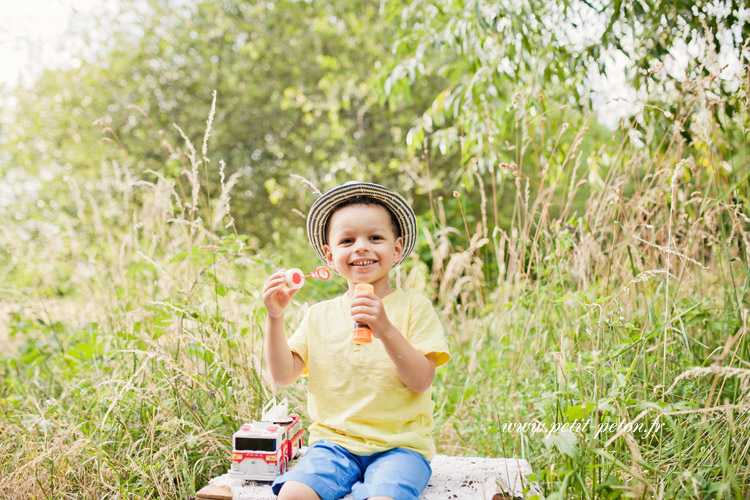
[228,398,304,481]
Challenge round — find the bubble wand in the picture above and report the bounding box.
[284,266,332,289]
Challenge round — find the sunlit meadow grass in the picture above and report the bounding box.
[1,73,749,500]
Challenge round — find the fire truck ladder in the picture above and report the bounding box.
[261,397,289,422]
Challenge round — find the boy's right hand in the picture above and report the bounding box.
[262,269,298,319]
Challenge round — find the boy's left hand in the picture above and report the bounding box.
[350,291,394,339]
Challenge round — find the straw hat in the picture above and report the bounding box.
[306,182,417,268]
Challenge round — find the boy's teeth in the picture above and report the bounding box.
[353,260,374,266]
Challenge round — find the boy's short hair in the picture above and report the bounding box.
[323,195,401,243]
[306,182,417,269]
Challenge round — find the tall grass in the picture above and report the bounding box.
[420,65,750,498]
[2,67,749,500]
[1,93,275,498]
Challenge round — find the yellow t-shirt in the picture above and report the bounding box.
[287,288,450,460]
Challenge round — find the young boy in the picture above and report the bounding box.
[262,182,450,500]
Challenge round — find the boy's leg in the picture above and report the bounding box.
[271,440,362,500]
[276,481,321,500]
[351,448,431,500]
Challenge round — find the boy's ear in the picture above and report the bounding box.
[394,236,404,261]
[323,244,335,269]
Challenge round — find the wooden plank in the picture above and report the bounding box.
[197,455,543,499]
[196,484,233,500]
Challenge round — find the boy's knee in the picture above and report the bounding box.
[277,480,322,500]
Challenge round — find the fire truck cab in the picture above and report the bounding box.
[228,398,304,481]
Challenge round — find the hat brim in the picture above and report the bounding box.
[306,182,417,269]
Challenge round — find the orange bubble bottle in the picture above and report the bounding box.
[352,283,374,344]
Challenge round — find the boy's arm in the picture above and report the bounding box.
[265,315,307,386]
[262,270,307,386]
[351,292,437,393]
[378,327,437,393]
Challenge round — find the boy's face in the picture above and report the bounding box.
[323,203,403,292]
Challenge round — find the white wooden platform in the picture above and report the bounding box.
[196,454,543,499]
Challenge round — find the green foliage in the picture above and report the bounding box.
[379,0,749,243]
[2,0,437,250]
[421,66,750,496]
[1,102,282,497]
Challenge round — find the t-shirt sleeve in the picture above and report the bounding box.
[407,294,450,367]
[286,308,310,373]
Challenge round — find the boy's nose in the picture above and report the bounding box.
[353,238,369,251]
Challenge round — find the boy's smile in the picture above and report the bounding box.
[322,203,403,297]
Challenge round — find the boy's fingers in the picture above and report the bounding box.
[266,276,285,286]
[263,286,284,300]
[266,284,289,297]
[351,305,376,316]
[352,295,377,307]
[266,273,284,283]
[353,302,376,311]
[263,270,286,284]
[263,273,288,291]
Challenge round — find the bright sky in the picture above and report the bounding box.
[0,0,101,88]
[0,1,106,208]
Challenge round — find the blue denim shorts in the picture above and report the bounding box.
[271,440,431,500]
